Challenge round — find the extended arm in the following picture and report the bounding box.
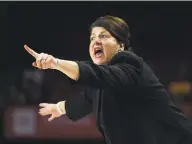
[55,57,141,89]
[24,45,141,89]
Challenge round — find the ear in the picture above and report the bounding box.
[119,42,125,51]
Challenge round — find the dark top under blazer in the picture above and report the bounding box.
[65,51,192,144]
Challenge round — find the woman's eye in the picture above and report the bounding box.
[101,35,107,38]
[90,37,94,41]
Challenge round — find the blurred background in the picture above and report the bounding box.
[1,1,192,144]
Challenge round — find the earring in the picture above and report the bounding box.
[118,49,122,53]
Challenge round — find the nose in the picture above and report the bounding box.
[94,38,102,45]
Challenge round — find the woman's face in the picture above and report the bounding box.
[89,27,121,65]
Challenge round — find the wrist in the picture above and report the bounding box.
[56,101,65,115]
[53,58,60,70]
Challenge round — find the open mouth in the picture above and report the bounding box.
[94,48,103,58]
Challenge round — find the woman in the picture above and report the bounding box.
[25,16,192,144]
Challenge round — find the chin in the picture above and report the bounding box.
[91,57,107,65]
[94,62,102,65]
[93,60,107,65]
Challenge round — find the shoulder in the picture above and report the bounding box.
[109,51,144,68]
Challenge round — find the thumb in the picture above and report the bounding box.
[48,114,55,122]
[32,62,38,67]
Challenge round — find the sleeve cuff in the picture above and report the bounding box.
[65,100,78,121]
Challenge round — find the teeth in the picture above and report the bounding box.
[94,48,102,52]
[95,50,102,54]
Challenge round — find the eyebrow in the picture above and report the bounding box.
[91,31,107,36]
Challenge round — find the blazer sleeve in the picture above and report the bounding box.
[65,89,92,121]
[75,53,142,89]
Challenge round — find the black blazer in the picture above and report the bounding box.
[65,51,192,144]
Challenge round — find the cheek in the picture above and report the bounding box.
[89,44,92,53]
[104,43,118,56]
[89,47,94,58]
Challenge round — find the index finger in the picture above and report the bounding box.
[24,44,39,58]
[39,103,48,107]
